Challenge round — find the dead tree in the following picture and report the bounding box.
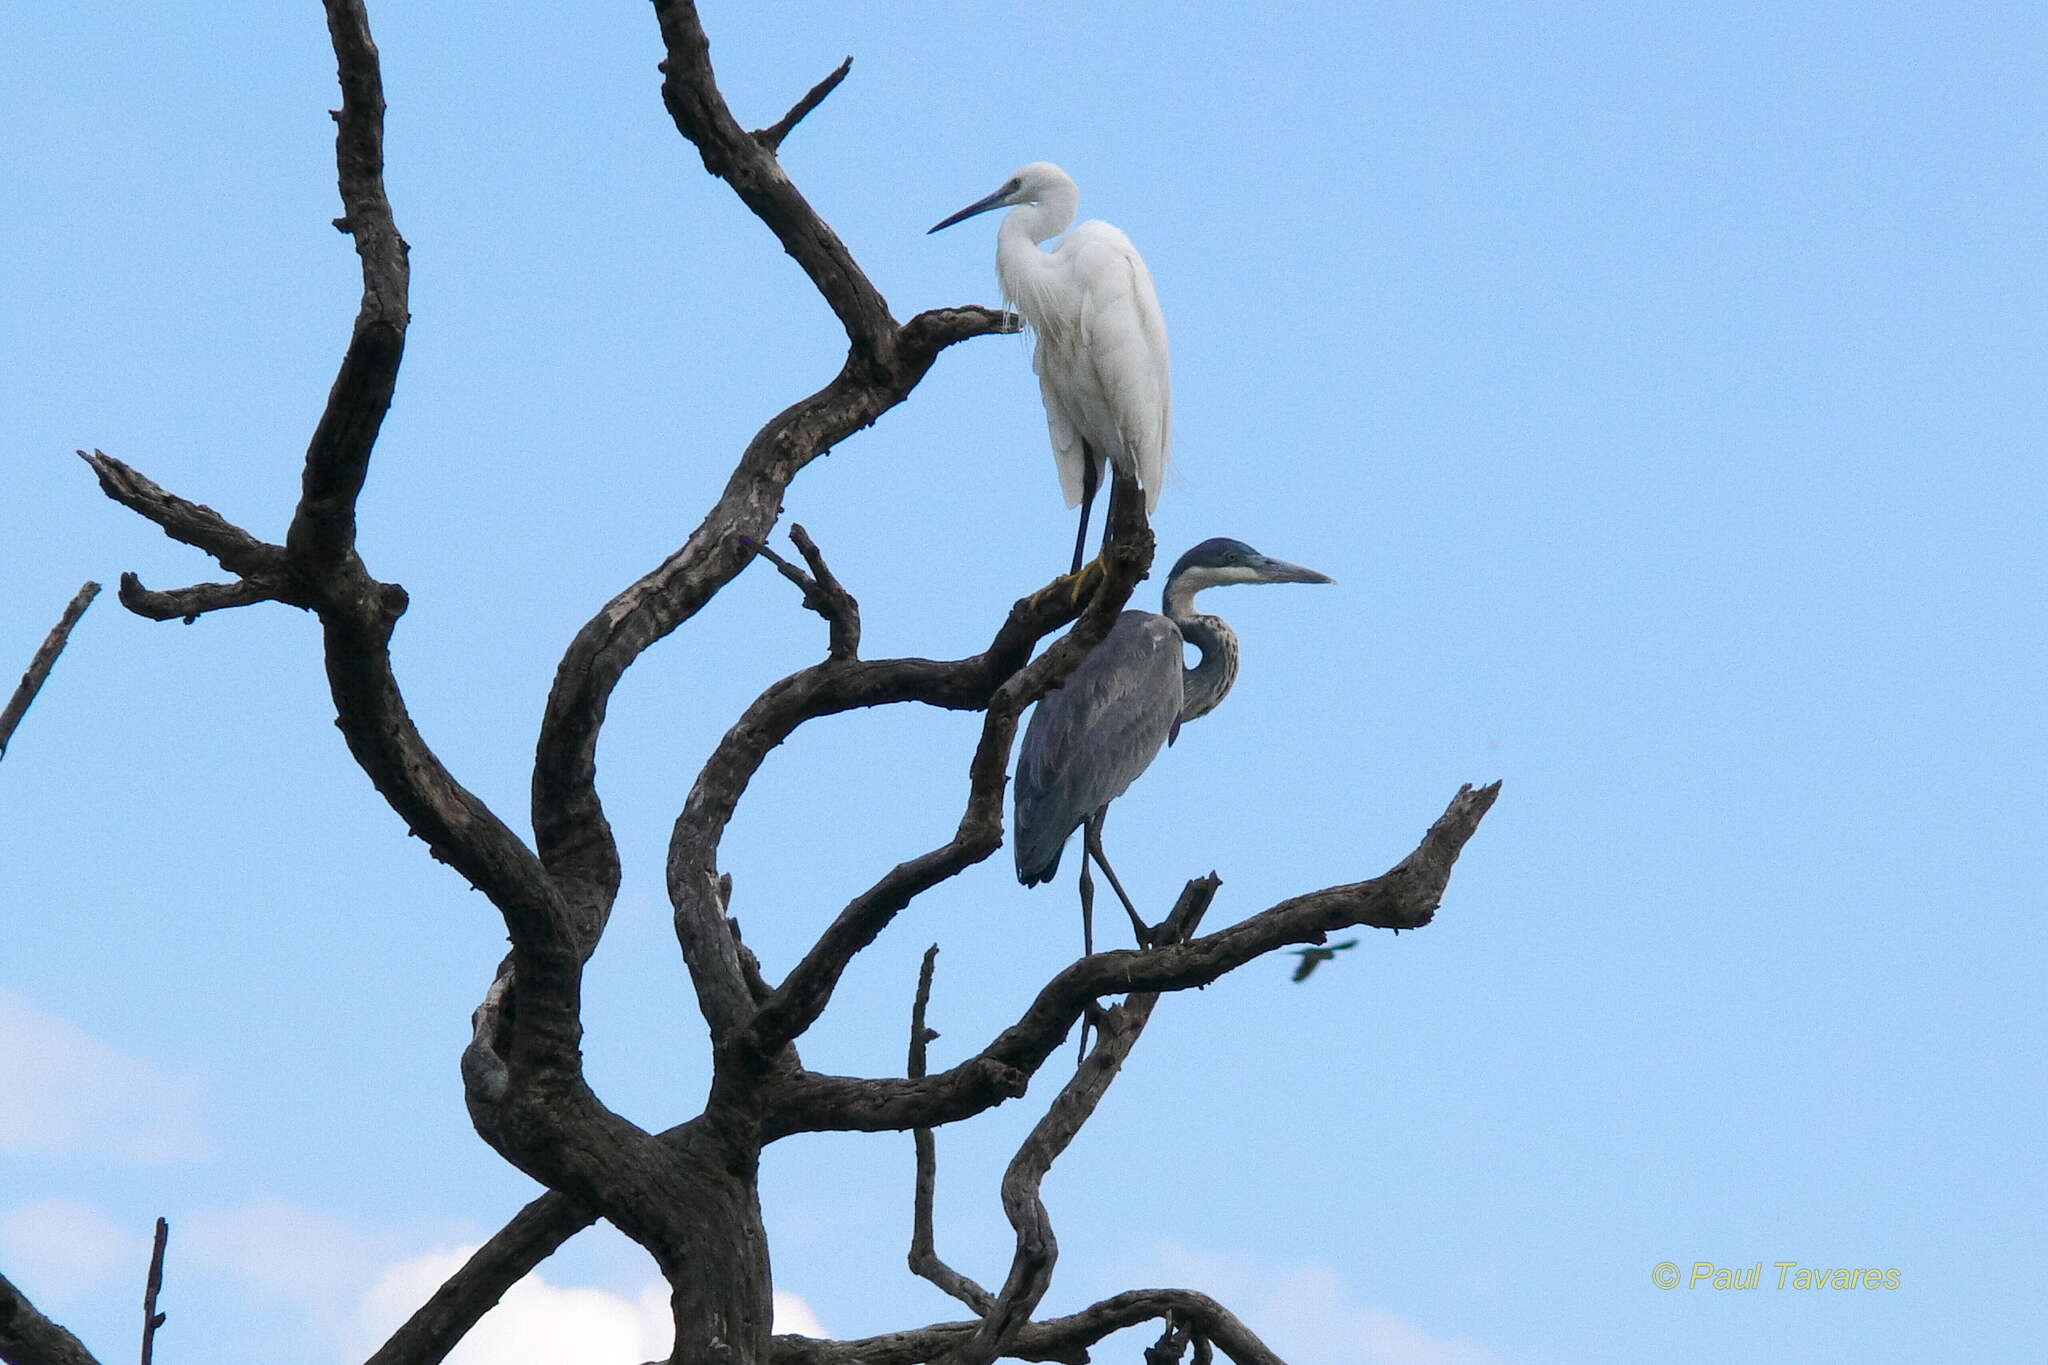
[4,3,1499,1363]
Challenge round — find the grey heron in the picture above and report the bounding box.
[1013,537,1335,954]
[929,162,1171,575]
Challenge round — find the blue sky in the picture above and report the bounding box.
[4,3,2043,1362]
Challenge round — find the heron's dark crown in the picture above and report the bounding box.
[1163,537,1333,603]
[1165,537,1260,584]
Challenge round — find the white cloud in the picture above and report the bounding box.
[1149,1244,1505,1365]
[184,1199,387,1308]
[0,987,210,1162]
[350,1247,670,1365]
[773,1289,827,1338]
[345,1244,827,1364]
[143,1199,831,1363]
[0,1199,143,1304]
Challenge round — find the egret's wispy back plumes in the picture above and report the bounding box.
[930,162,1171,573]
[1013,538,1334,953]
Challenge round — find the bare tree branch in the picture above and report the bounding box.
[0,1272,102,1365]
[908,947,996,1316]
[1145,1314,1210,1365]
[0,581,98,761]
[112,575,279,623]
[766,1286,1282,1365]
[1029,1290,1281,1365]
[138,1219,167,1365]
[743,476,1154,1059]
[363,1192,595,1365]
[654,541,1137,1052]
[751,525,861,662]
[365,870,1277,1365]
[526,327,1014,986]
[85,0,645,1226]
[651,0,894,357]
[753,57,853,153]
[773,783,1498,1137]
[290,0,410,576]
[937,881,1218,1365]
[78,452,293,590]
[527,264,1013,982]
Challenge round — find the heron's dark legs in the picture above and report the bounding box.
[1076,849,1097,960]
[1084,807,1150,947]
[1075,851,1098,1061]
[1070,449,1101,577]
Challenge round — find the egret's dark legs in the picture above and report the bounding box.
[1070,450,1101,577]
[1083,807,1149,947]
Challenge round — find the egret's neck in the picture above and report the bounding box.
[994,180,1079,329]
[998,178,1077,248]
[1165,581,1239,725]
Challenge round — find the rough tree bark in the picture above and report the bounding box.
[0,581,98,762]
[3,4,1499,1364]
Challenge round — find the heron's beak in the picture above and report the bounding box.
[1256,557,1337,586]
[927,186,1011,234]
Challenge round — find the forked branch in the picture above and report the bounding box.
[772,783,1499,1137]
[737,477,1154,1058]
[933,880,1220,1365]
[651,0,893,355]
[754,57,853,153]
[908,947,996,1317]
[531,1,1016,962]
[88,0,622,1210]
[752,525,861,661]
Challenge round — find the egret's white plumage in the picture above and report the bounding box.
[931,162,1171,569]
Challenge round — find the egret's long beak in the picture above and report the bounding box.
[928,187,1011,234]
[1255,557,1337,586]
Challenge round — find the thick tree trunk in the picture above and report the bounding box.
[617,1120,773,1365]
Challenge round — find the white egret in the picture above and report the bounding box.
[930,162,1171,574]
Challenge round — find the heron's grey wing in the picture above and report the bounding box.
[1068,223,1171,512]
[1013,612,1184,885]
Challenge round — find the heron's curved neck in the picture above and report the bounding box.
[1165,581,1239,725]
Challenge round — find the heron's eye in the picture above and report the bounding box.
[1003,179,1021,195]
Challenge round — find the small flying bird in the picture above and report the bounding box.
[1289,939,1359,982]
[930,162,1170,575]
[1013,538,1335,956]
